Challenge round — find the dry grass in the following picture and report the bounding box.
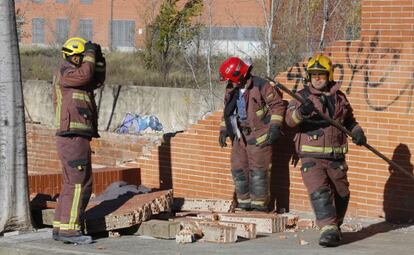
[19,46,275,88]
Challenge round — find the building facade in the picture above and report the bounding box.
[15,0,269,55]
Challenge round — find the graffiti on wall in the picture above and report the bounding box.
[286,32,414,113]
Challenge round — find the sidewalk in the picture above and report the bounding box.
[1,218,413,255]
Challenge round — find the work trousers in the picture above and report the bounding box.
[230,137,272,208]
[53,136,92,236]
[300,157,350,228]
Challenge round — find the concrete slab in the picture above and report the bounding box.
[136,220,180,239]
[84,190,173,233]
[173,198,235,213]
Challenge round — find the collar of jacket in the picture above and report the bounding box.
[308,81,340,96]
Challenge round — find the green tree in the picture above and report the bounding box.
[145,0,203,82]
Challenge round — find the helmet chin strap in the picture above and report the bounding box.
[67,55,83,67]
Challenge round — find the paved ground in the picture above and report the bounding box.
[1,217,414,255]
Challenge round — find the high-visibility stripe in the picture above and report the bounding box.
[292,110,301,124]
[68,184,82,231]
[72,92,91,103]
[251,200,265,206]
[256,109,264,117]
[301,145,348,154]
[83,55,95,63]
[54,76,62,128]
[59,223,81,231]
[256,133,268,145]
[53,221,61,228]
[266,93,274,99]
[237,198,251,203]
[271,115,283,122]
[70,122,92,130]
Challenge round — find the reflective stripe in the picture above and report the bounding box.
[70,122,92,130]
[83,55,95,63]
[292,110,301,124]
[237,198,251,203]
[72,92,91,103]
[68,184,82,230]
[301,145,348,154]
[256,133,267,145]
[59,223,81,231]
[271,115,283,122]
[54,76,62,128]
[266,93,274,99]
[256,109,264,117]
[251,200,265,206]
[53,221,61,228]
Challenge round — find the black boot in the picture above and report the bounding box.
[237,201,251,211]
[250,203,268,212]
[232,169,250,211]
[59,231,93,245]
[319,225,340,247]
[52,228,60,241]
[250,170,269,212]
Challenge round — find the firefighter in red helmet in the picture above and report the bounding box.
[218,57,286,211]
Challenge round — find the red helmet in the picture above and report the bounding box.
[219,57,250,83]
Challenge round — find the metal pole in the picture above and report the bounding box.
[266,76,414,181]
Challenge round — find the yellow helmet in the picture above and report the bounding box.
[61,37,86,59]
[306,54,334,81]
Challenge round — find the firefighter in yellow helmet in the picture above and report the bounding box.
[52,37,106,244]
[285,54,367,247]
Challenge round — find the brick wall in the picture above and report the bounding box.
[26,123,156,175]
[132,0,414,220]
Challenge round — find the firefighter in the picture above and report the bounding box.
[285,54,367,247]
[218,57,286,212]
[52,37,106,244]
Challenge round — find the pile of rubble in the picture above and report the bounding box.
[34,187,362,244]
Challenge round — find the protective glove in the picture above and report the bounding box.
[261,125,281,148]
[84,41,96,53]
[298,99,314,117]
[219,130,229,148]
[351,128,367,146]
[95,43,103,60]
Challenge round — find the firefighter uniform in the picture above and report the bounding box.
[52,37,105,240]
[285,54,366,247]
[219,57,285,211]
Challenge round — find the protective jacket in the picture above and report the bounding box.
[285,82,362,159]
[220,76,285,146]
[53,51,105,138]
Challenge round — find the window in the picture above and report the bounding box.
[202,27,261,41]
[111,20,135,47]
[56,18,69,44]
[32,18,45,44]
[80,0,92,4]
[32,0,44,3]
[56,0,67,3]
[78,19,93,41]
